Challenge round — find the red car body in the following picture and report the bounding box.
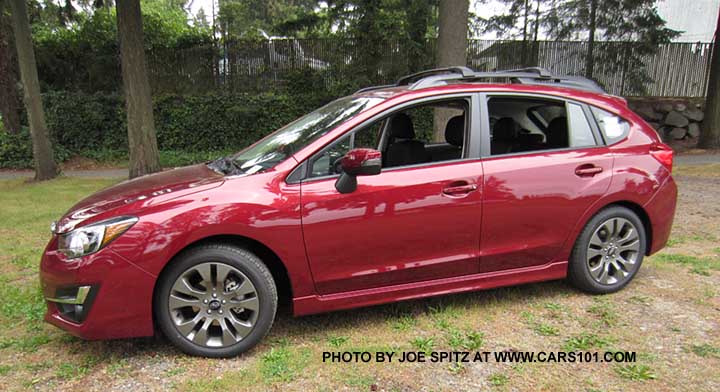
[40,82,677,340]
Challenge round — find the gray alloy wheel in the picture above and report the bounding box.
[568,206,646,294]
[155,244,277,357]
[586,217,641,285]
[169,262,259,348]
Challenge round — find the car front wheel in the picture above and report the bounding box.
[568,206,647,294]
[155,244,277,357]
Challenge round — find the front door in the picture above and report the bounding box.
[299,95,483,295]
[301,161,483,294]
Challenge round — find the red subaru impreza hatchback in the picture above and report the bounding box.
[40,67,677,357]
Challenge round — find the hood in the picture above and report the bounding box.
[55,164,225,234]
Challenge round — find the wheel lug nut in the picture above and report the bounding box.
[219,310,223,314]
[212,293,217,298]
[222,300,226,304]
[203,299,208,304]
[207,309,212,314]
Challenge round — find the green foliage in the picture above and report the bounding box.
[488,373,509,386]
[563,333,613,351]
[654,253,720,276]
[1,91,334,169]
[259,346,309,383]
[446,329,484,350]
[689,343,720,358]
[614,364,656,381]
[410,336,435,354]
[391,314,418,331]
[328,335,350,347]
[0,283,46,328]
[31,2,211,92]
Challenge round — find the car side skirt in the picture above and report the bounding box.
[292,261,568,316]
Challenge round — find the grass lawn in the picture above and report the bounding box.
[0,167,718,391]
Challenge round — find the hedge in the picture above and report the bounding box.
[0,91,336,169]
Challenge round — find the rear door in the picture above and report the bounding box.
[479,94,613,272]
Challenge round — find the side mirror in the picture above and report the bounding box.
[334,148,382,194]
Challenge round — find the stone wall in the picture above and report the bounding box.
[626,97,705,142]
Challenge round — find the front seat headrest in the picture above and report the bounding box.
[546,116,568,148]
[493,117,517,141]
[445,115,465,147]
[388,113,415,139]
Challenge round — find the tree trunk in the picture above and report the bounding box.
[9,0,57,180]
[0,0,21,134]
[435,0,468,142]
[585,0,597,78]
[700,7,720,149]
[116,0,161,178]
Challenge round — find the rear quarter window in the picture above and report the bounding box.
[591,107,630,145]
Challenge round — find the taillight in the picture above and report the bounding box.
[650,143,673,172]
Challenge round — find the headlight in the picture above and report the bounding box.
[58,216,138,259]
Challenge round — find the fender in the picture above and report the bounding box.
[108,171,316,299]
[555,154,671,263]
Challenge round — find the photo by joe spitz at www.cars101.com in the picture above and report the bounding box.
[40,67,676,357]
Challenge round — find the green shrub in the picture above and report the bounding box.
[1,91,336,169]
[0,126,71,169]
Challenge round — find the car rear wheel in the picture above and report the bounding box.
[155,244,277,357]
[568,206,646,294]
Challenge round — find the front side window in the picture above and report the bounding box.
[307,98,470,179]
[230,96,384,174]
[591,107,630,144]
[309,122,382,177]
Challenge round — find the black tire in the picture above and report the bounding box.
[154,244,277,357]
[568,206,647,294]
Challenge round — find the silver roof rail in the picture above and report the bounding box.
[354,67,605,95]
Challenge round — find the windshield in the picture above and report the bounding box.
[222,96,384,175]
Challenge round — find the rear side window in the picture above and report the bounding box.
[591,107,630,144]
[567,103,596,147]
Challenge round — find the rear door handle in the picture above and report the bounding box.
[575,164,603,177]
[442,182,478,196]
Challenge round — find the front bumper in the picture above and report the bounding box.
[40,238,157,340]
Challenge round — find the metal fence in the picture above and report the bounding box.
[144,39,713,97]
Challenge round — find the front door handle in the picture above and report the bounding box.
[575,164,603,177]
[442,182,478,196]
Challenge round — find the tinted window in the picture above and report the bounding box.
[309,122,382,177]
[231,96,383,174]
[307,98,469,178]
[591,107,630,144]
[567,103,597,147]
[488,97,567,155]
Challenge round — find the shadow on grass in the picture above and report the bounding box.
[56,279,575,362]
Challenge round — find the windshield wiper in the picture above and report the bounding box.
[207,156,244,176]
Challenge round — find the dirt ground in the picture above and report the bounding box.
[0,164,718,391]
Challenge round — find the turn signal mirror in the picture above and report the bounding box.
[335,148,382,193]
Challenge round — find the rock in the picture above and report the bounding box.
[636,105,663,121]
[687,122,700,138]
[647,122,660,130]
[665,111,689,128]
[656,102,674,113]
[683,108,704,122]
[674,102,687,112]
[670,127,687,140]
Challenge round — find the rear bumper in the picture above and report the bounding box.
[644,175,677,255]
[40,241,157,340]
